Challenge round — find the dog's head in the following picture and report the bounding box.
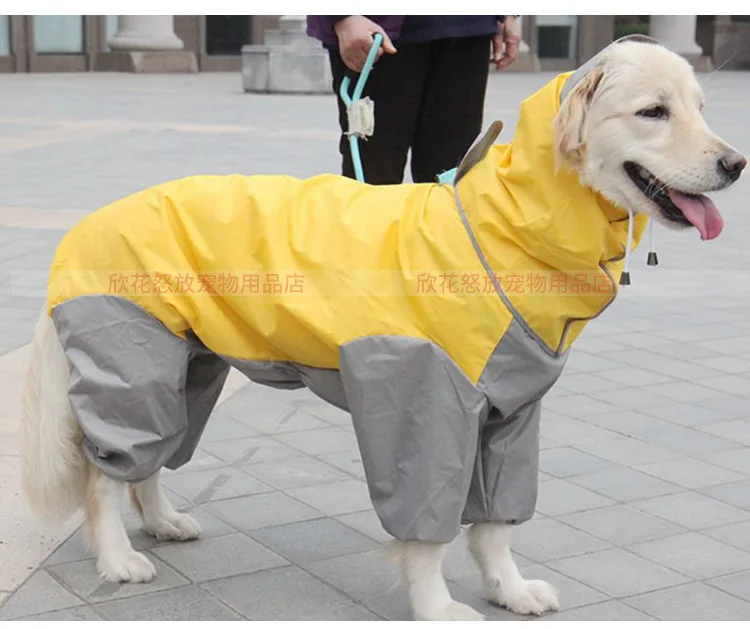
[552,37,746,241]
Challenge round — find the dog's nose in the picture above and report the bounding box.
[718,151,747,181]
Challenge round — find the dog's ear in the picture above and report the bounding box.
[553,67,604,170]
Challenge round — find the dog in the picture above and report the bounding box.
[19,36,745,621]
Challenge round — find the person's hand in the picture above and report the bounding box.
[492,16,521,70]
[334,16,397,73]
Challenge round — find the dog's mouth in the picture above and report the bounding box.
[624,161,724,241]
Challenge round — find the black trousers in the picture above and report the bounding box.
[329,35,492,184]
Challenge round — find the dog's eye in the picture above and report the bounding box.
[636,105,669,119]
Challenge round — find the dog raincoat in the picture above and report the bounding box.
[48,49,648,544]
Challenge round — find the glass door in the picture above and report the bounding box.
[0,15,12,71]
[25,15,100,72]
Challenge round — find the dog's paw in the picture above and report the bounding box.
[414,601,485,621]
[144,512,201,541]
[97,550,156,583]
[494,579,559,616]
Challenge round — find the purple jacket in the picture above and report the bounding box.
[306,16,406,47]
[306,16,504,48]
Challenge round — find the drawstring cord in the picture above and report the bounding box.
[647,216,659,266]
[620,213,659,286]
[619,207,635,285]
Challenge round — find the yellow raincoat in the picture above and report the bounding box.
[47,63,648,543]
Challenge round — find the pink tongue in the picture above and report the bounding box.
[667,190,724,241]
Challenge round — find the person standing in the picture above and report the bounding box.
[306,16,522,184]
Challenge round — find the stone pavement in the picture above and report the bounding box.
[1,68,750,621]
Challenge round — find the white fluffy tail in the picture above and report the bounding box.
[20,307,86,524]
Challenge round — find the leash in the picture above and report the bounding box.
[338,32,459,187]
[339,33,383,183]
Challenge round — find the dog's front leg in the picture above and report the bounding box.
[389,540,485,621]
[129,469,201,541]
[84,464,156,583]
[468,522,559,615]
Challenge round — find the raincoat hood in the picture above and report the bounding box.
[456,75,649,274]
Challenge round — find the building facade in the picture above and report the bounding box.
[1,15,749,74]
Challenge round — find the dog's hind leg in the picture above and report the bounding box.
[387,540,485,621]
[468,522,559,615]
[84,463,157,583]
[129,469,201,541]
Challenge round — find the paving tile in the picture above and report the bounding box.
[512,517,612,563]
[536,478,615,516]
[285,479,373,517]
[205,491,323,531]
[316,451,366,479]
[200,435,304,466]
[336,509,393,544]
[301,398,353,426]
[709,569,750,603]
[242,455,351,490]
[635,457,746,489]
[14,606,104,621]
[631,491,750,530]
[162,448,227,475]
[700,479,750,511]
[697,418,750,446]
[538,600,655,621]
[628,531,750,579]
[539,415,620,447]
[641,380,726,404]
[231,407,330,434]
[697,395,750,418]
[625,582,750,621]
[151,532,289,582]
[555,372,621,393]
[95,585,242,620]
[563,351,624,373]
[644,401,731,427]
[160,466,272,504]
[700,447,750,475]
[589,387,675,410]
[547,548,690,598]
[0,570,85,620]
[47,553,189,603]
[539,447,616,478]
[249,517,379,564]
[697,355,750,374]
[273,426,359,456]
[704,521,750,553]
[560,504,686,546]
[199,414,260,442]
[698,374,750,396]
[203,566,355,620]
[597,366,676,387]
[639,423,742,456]
[574,433,684,466]
[304,548,400,603]
[575,409,676,439]
[569,465,682,501]
[547,395,621,418]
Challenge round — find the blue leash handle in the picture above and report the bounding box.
[339,33,384,183]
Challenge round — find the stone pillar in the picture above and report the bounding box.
[242,15,333,93]
[95,15,197,73]
[649,15,713,71]
[503,16,540,72]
